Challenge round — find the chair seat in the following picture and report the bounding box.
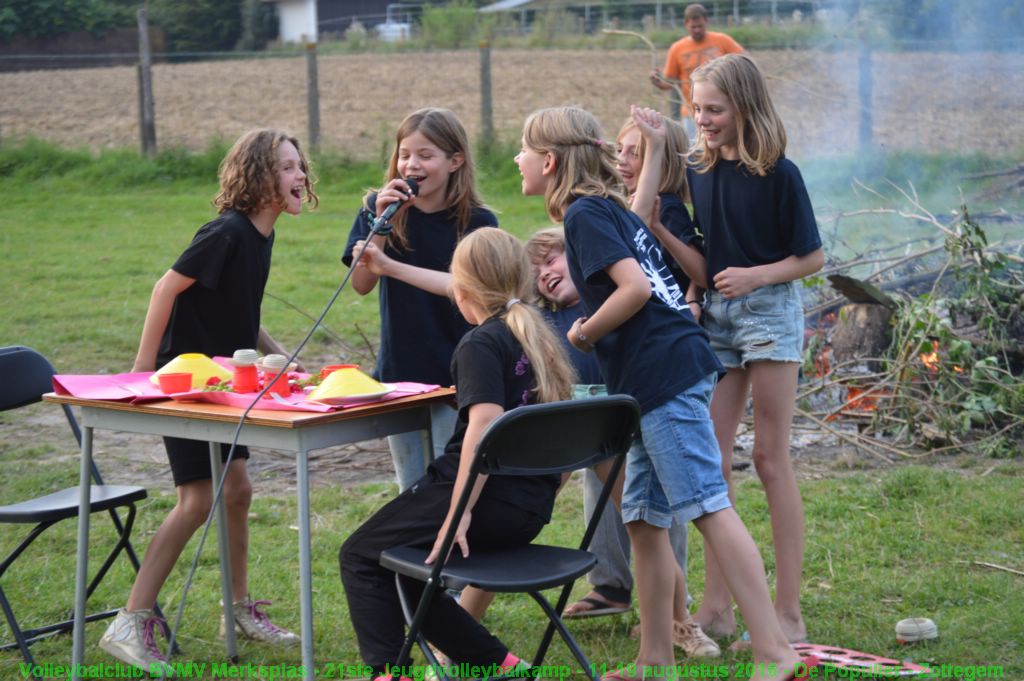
[0,486,147,524]
[380,544,597,593]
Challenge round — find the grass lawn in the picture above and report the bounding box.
[1,143,1022,679]
[0,458,1020,679]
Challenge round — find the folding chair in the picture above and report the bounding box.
[380,394,641,681]
[0,346,156,668]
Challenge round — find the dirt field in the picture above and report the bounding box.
[7,399,910,500]
[2,48,1023,158]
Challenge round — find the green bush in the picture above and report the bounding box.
[420,0,480,49]
[0,0,134,42]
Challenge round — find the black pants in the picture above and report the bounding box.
[339,470,547,676]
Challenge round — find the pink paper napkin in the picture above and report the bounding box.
[52,372,166,402]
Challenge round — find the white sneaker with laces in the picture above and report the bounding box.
[672,618,721,658]
[220,597,300,646]
[99,608,176,677]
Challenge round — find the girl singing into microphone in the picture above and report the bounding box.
[343,108,497,492]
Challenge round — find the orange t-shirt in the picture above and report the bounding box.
[662,31,744,116]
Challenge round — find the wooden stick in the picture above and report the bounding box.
[957,561,1024,577]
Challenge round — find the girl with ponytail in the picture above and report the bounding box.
[339,227,575,681]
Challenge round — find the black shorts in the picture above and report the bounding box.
[164,437,251,487]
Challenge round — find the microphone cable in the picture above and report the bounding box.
[158,206,402,679]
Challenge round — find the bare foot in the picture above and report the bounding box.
[692,606,736,639]
[776,610,807,644]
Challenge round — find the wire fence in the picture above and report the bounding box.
[2,41,1021,160]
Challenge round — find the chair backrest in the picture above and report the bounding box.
[0,346,61,413]
[0,345,93,475]
[475,395,641,477]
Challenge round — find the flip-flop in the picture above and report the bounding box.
[563,595,631,619]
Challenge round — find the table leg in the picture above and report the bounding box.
[418,404,436,472]
[210,445,239,662]
[297,448,314,680]
[71,426,93,681]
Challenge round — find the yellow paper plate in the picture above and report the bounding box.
[309,367,388,401]
[150,353,232,389]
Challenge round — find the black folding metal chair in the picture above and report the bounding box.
[0,346,156,668]
[379,394,641,681]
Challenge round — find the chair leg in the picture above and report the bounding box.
[527,591,599,681]
[393,574,450,681]
[84,503,137,600]
[0,583,39,673]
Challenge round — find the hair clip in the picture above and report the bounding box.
[505,298,521,310]
[593,139,605,147]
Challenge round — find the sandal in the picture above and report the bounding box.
[563,592,631,619]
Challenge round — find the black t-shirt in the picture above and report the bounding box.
[543,304,603,385]
[158,209,272,366]
[432,317,560,522]
[564,196,722,413]
[658,192,703,293]
[343,199,498,385]
[686,157,821,291]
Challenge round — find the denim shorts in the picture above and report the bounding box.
[704,281,805,369]
[620,372,731,528]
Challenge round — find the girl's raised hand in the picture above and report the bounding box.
[631,104,666,143]
[374,178,417,218]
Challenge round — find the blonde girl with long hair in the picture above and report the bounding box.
[686,54,824,647]
[517,105,817,681]
[616,107,707,322]
[339,228,575,681]
[343,107,497,492]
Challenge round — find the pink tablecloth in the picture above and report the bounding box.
[53,371,440,413]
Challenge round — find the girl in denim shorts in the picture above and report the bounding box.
[517,105,817,681]
[686,54,825,646]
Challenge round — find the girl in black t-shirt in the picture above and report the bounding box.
[687,54,824,647]
[343,108,498,493]
[100,130,318,675]
[616,106,707,322]
[517,106,816,681]
[339,228,575,681]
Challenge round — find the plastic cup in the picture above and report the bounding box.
[320,363,359,380]
[158,372,192,394]
[265,371,291,397]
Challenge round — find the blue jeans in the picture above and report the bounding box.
[704,282,804,369]
[386,403,458,492]
[575,384,690,604]
[622,373,731,528]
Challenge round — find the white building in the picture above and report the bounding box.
[268,0,319,43]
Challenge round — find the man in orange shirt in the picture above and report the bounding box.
[650,3,743,133]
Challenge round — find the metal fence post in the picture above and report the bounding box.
[306,41,320,153]
[137,8,156,158]
[479,40,494,149]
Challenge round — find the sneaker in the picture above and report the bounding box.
[220,597,300,646]
[99,608,176,677]
[628,619,721,659]
[671,619,721,658]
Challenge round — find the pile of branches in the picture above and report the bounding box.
[799,183,1023,461]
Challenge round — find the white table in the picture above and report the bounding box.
[44,389,455,681]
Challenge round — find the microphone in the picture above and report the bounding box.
[370,178,419,235]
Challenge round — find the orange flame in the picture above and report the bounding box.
[920,340,941,372]
[919,339,965,374]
